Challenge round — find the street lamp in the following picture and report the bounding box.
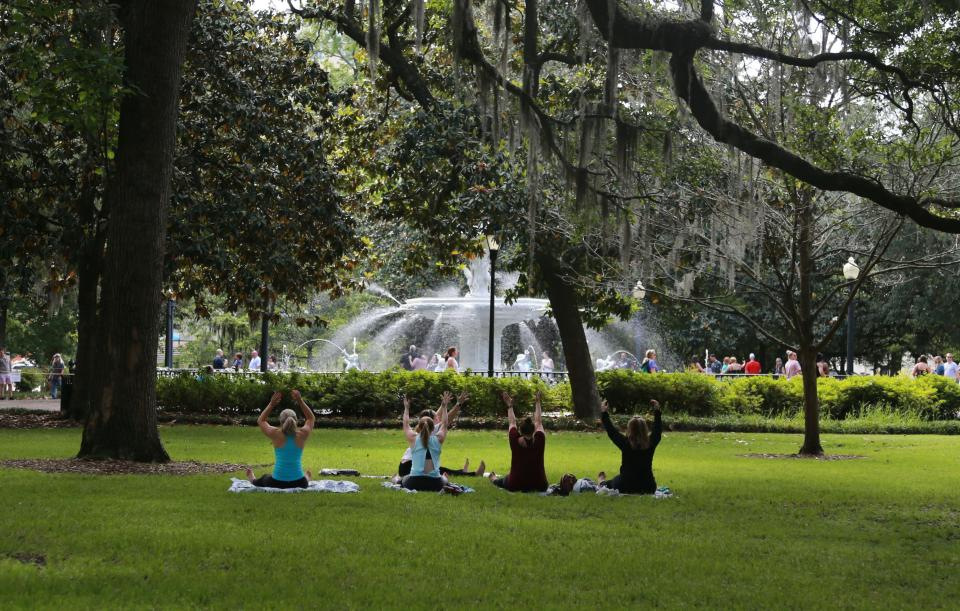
[842,257,860,376]
[632,281,646,365]
[485,232,500,378]
[165,290,176,369]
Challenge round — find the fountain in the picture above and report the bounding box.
[300,251,674,372]
[595,350,641,372]
[398,257,549,371]
[299,253,548,371]
[287,338,360,371]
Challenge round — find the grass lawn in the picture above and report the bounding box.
[1,426,958,609]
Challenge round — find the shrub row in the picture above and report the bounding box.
[155,369,960,422]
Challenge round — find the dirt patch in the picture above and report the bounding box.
[0,413,79,429]
[738,453,866,461]
[8,552,46,567]
[0,458,259,475]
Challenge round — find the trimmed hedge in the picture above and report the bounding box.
[156,369,960,423]
[157,370,555,419]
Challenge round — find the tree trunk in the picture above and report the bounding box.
[538,253,600,420]
[797,346,823,455]
[796,188,823,456]
[67,237,103,421]
[79,0,196,461]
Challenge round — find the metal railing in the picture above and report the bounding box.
[155,367,571,382]
[152,368,871,382]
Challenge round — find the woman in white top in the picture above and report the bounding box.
[540,352,555,373]
[444,347,459,372]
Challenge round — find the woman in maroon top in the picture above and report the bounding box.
[488,391,548,492]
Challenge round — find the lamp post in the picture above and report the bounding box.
[632,281,646,367]
[165,290,175,369]
[842,257,860,376]
[486,232,500,378]
[260,296,272,373]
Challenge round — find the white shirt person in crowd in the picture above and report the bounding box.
[248,350,262,371]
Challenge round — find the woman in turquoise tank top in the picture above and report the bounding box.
[245,389,316,489]
[399,392,450,491]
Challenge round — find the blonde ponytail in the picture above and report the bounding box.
[279,409,298,436]
[416,416,434,448]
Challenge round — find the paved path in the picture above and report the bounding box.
[0,399,61,412]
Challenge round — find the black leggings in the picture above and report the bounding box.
[599,475,656,495]
[251,475,308,489]
[399,461,475,478]
[401,475,444,491]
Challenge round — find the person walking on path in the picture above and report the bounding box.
[773,357,785,376]
[213,349,226,370]
[48,354,65,399]
[245,389,315,489]
[639,349,659,373]
[598,399,663,495]
[744,354,762,375]
[911,355,930,377]
[0,348,12,400]
[784,351,802,380]
[444,347,459,372]
[944,354,959,381]
[248,350,261,371]
[487,391,548,493]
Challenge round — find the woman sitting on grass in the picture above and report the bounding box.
[245,389,315,489]
[597,399,662,494]
[398,393,449,491]
[487,391,548,493]
[396,392,485,479]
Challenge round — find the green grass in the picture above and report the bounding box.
[1,426,958,609]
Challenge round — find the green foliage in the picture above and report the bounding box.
[157,369,555,419]
[156,370,960,422]
[5,293,77,364]
[169,1,362,320]
[598,370,721,416]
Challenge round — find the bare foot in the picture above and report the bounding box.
[306,469,313,482]
[597,471,606,483]
[462,458,470,471]
[475,460,486,476]
[391,475,401,485]
[487,471,498,482]
[245,468,255,483]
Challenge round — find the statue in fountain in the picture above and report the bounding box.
[343,351,361,371]
[595,356,615,372]
[513,350,533,372]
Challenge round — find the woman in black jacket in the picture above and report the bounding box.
[598,399,662,494]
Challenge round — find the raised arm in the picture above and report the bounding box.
[501,391,516,430]
[446,391,468,427]
[534,390,544,433]
[650,400,663,447]
[258,391,282,437]
[402,395,416,443]
[291,389,314,434]
[599,400,628,451]
[436,402,448,444]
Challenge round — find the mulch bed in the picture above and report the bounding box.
[0,458,255,475]
[0,413,79,429]
[738,453,865,461]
